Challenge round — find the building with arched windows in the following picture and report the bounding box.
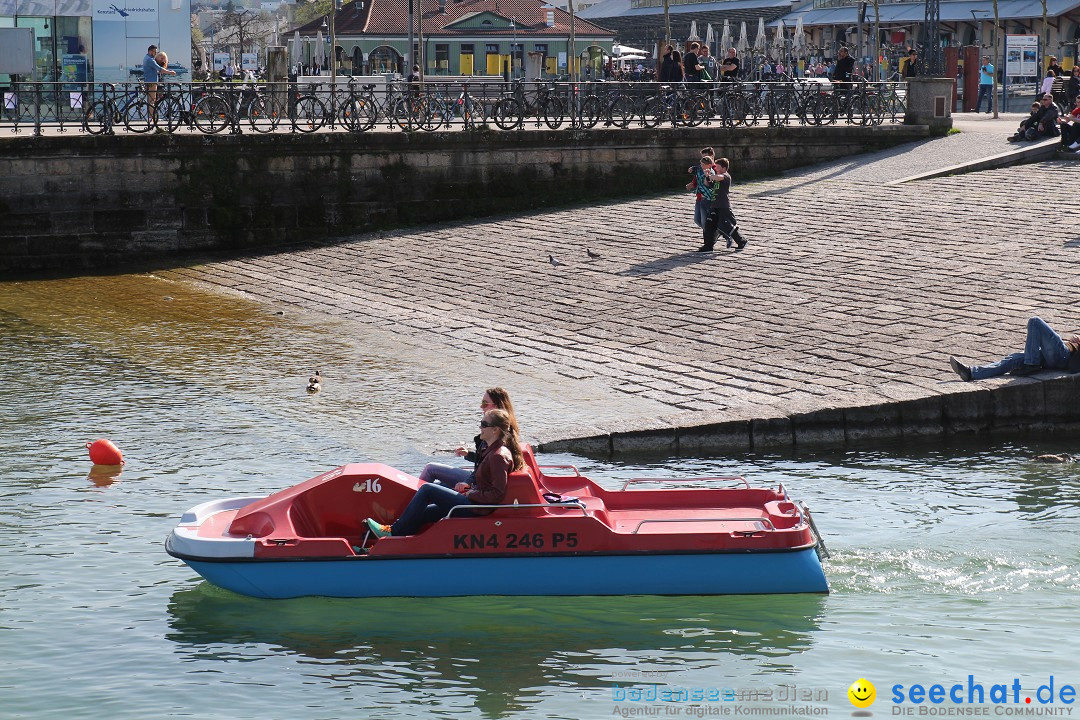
[291,0,614,78]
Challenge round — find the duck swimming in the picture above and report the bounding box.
[306,370,321,394]
[1033,453,1075,463]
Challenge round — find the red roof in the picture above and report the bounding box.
[296,0,614,38]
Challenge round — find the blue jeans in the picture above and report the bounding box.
[976,84,992,113]
[694,198,709,228]
[971,317,1070,380]
[391,482,475,536]
[419,462,473,486]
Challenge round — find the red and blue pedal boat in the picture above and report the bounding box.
[166,447,830,598]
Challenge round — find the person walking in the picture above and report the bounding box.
[697,157,747,252]
[976,56,994,113]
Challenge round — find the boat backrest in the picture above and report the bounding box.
[520,443,544,485]
[501,468,545,506]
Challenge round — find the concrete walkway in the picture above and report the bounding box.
[163,113,1080,453]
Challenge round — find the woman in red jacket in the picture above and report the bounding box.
[366,409,524,537]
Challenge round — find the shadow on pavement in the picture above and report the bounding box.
[619,249,732,276]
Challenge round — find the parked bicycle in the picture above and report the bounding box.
[83,83,153,135]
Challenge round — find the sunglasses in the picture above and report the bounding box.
[479,420,496,428]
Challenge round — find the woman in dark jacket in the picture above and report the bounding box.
[659,46,676,83]
[366,409,525,537]
[417,387,518,486]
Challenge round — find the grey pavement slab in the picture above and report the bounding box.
[162,118,1080,448]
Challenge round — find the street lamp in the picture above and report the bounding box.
[511,16,517,80]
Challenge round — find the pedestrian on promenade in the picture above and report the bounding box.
[720,49,740,80]
[141,44,175,124]
[1047,56,1064,77]
[686,148,717,229]
[660,46,677,83]
[1040,69,1055,99]
[903,48,918,78]
[698,157,747,252]
[698,46,716,82]
[976,56,994,113]
[949,317,1080,381]
[684,42,702,82]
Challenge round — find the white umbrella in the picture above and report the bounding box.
[705,23,714,54]
[772,18,785,60]
[292,31,302,63]
[720,19,731,54]
[315,29,325,65]
[793,15,807,58]
[754,17,767,51]
[736,20,749,53]
[613,43,647,57]
[688,20,700,42]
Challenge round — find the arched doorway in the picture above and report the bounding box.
[368,45,402,74]
[352,46,364,74]
[581,45,604,79]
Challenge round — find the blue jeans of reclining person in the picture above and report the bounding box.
[419,462,474,486]
[970,317,1070,380]
[390,482,477,536]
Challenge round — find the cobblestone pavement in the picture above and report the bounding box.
[163,116,1080,443]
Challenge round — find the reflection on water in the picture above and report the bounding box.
[166,587,826,716]
[4,272,1080,719]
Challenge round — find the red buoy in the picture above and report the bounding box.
[87,438,124,466]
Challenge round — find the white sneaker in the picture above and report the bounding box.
[1069,141,1080,149]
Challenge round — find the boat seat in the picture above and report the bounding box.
[520,443,543,484]
[499,469,545,507]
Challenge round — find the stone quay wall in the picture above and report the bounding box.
[0,124,931,274]
[537,371,1080,456]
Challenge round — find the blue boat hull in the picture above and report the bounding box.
[179,549,829,599]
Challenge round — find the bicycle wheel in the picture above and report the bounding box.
[492,98,522,130]
[294,95,326,132]
[542,97,566,129]
[461,99,485,128]
[157,96,184,133]
[640,96,662,128]
[123,99,153,133]
[83,99,112,135]
[577,95,602,129]
[193,95,231,134]
[247,95,281,133]
[682,93,708,127]
[719,93,748,127]
[674,97,698,127]
[340,94,378,132]
[606,95,634,128]
[418,97,444,131]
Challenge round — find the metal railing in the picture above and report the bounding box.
[0,78,907,136]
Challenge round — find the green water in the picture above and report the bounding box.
[2,274,1078,719]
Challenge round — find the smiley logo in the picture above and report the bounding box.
[848,678,876,708]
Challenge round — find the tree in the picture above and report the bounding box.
[294,0,332,28]
[213,7,275,55]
